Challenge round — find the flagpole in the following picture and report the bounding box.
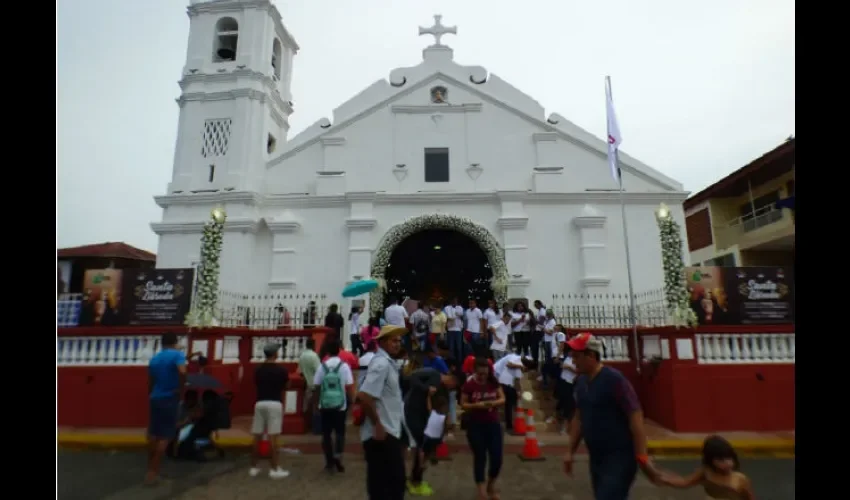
[606,76,641,374]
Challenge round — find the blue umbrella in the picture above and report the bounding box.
[342,279,380,298]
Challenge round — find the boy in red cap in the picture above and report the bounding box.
[562,333,661,499]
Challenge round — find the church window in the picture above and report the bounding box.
[202,119,232,158]
[213,17,239,62]
[424,148,449,182]
[271,39,282,81]
[267,133,277,154]
[208,165,215,182]
[430,86,448,104]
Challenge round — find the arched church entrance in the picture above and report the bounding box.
[369,214,509,315]
[384,229,493,308]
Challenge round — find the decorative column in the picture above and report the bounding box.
[267,213,301,290]
[186,207,226,328]
[572,204,611,291]
[346,193,379,311]
[497,192,529,299]
[655,203,697,327]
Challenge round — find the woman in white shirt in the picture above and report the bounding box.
[488,311,511,361]
[555,341,577,435]
[348,306,363,356]
[540,309,557,390]
[509,302,530,359]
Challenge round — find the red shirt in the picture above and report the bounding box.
[462,377,501,423]
[324,350,358,371]
[462,355,493,375]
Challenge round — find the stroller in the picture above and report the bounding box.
[169,389,233,462]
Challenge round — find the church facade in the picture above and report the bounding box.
[152,1,689,311]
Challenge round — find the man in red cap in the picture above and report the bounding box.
[562,333,660,499]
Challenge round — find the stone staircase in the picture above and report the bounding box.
[513,369,562,433]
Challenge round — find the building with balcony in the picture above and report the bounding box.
[684,138,795,267]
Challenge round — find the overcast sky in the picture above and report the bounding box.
[57,0,795,253]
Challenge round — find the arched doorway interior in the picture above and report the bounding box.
[369,214,509,315]
[384,229,493,308]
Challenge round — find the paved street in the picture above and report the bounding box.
[59,450,794,500]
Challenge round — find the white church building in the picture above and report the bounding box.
[152,0,688,313]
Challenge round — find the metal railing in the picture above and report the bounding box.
[548,289,670,328]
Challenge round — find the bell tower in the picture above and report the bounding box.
[167,0,298,194]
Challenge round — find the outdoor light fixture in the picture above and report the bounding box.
[433,245,441,250]
[655,203,670,220]
[211,207,227,224]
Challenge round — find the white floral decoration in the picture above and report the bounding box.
[369,214,509,315]
[186,209,226,328]
[656,206,698,328]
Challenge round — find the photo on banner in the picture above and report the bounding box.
[79,269,124,326]
[685,266,794,325]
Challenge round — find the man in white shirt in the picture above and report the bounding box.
[312,338,356,473]
[443,298,465,362]
[510,304,530,359]
[464,298,484,354]
[540,308,557,389]
[488,310,511,361]
[493,352,528,433]
[385,297,409,327]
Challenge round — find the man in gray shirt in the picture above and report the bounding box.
[357,325,407,500]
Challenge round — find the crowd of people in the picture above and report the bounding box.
[142,297,756,500]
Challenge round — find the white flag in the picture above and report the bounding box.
[606,76,622,182]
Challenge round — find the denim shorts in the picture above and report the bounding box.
[149,397,180,440]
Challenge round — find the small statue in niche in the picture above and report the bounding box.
[430,86,447,104]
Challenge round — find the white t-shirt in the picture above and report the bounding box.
[465,308,483,333]
[535,307,548,332]
[424,410,446,439]
[313,356,355,410]
[349,312,360,336]
[483,308,501,328]
[561,355,577,384]
[489,320,509,351]
[384,304,408,327]
[552,331,566,357]
[543,318,556,342]
[359,351,375,368]
[444,305,464,331]
[494,353,523,386]
[510,311,528,332]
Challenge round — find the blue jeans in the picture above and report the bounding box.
[447,330,463,362]
[589,450,638,500]
[466,420,503,484]
[448,390,457,425]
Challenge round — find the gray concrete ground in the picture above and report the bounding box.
[58,450,794,500]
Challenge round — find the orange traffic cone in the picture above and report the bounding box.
[511,408,527,436]
[435,441,452,461]
[258,434,271,458]
[518,410,546,461]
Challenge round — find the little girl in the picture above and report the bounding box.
[659,435,755,499]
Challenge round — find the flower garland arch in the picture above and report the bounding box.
[369,214,509,314]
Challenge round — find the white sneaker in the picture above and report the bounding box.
[269,468,290,479]
[249,467,262,477]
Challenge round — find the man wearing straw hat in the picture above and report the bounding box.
[357,324,407,500]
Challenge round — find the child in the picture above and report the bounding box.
[422,394,449,466]
[659,435,755,499]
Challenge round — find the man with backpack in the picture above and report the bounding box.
[312,337,356,474]
[410,302,431,352]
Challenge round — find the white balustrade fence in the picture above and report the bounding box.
[249,335,313,363]
[549,290,670,328]
[695,333,795,364]
[597,335,632,362]
[57,335,189,366]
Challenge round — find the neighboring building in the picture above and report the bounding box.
[58,242,156,295]
[152,2,688,309]
[684,138,795,267]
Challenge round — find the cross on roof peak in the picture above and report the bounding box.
[418,14,457,47]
